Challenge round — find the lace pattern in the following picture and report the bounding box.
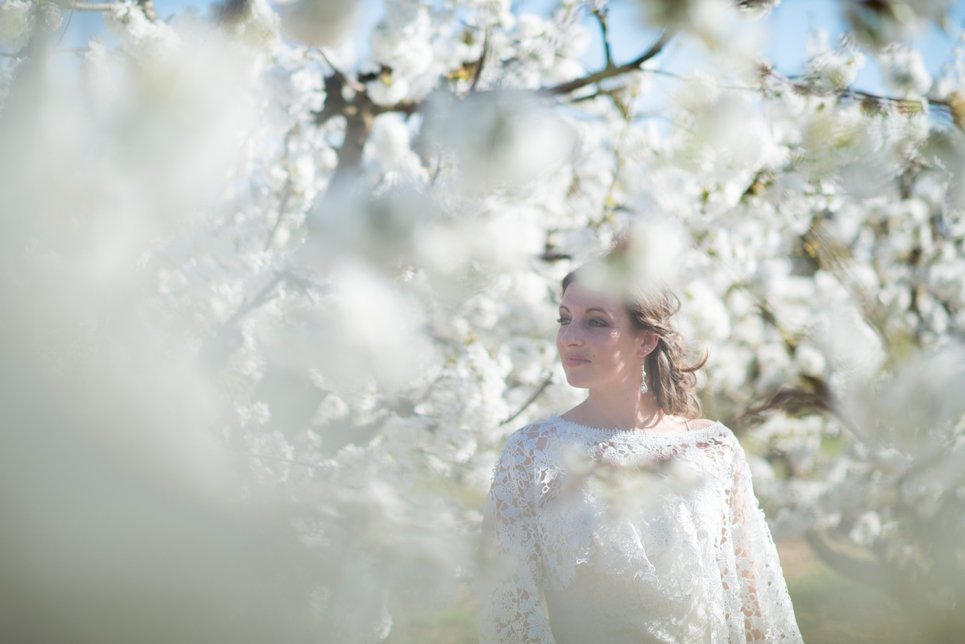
[476,416,803,644]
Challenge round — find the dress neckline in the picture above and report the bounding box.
[550,414,723,439]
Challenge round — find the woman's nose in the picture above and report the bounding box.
[559,323,583,346]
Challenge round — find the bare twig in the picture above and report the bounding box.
[263,178,294,252]
[766,67,949,123]
[541,31,672,96]
[372,98,421,117]
[469,29,490,92]
[591,7,613,69]
[221,273,284,331]
[55,7,75,48]
[236,450,327,473]
[275,270,331,297]
[66,2,116,11]
[500,373,554,427]
[318,48,364,93]
[263,126,300,251]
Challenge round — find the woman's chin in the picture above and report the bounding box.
[563,374,590,389]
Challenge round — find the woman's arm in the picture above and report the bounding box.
[476,432,556,644]
[728,440,804,644]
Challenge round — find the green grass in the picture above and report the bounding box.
[385,584,477,644]
[790,561,922,644]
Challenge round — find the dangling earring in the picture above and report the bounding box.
[640,363,649,394]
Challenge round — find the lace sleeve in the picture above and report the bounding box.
[729,441,804,643]
[476,431,556,644]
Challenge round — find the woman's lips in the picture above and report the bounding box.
[564,357,590,366]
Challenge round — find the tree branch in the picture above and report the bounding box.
[55,5,75,47]
[318,48,364,93]
[765,67,952,124]
[329,94,375,187]
[137,0,158,22]
[66,2,116,11]
[275,270,331,298]
[314,72,347,127]
[541,31,672,96]
[221,273,284,331]
[263,178,293,252]
[591,7,613,69]
[236,449,327,473]
[804,527,884,587]
[469,29,490,92]
[500,373,554,427]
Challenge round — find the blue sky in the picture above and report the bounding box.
[60,0,964,94]
[513,0,964,93]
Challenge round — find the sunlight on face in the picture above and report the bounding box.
[556,282,644,392]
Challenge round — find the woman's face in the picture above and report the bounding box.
[556,281,648,392]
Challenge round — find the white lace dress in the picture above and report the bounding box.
[476,415,804,644]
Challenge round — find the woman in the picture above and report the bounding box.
[476,260,803,643]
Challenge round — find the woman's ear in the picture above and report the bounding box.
[637,331,659,359]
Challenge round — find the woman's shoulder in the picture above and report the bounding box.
[687,420,748,462]
[692,418,740,444]
[685,417,718,431]
[503,416,563,448]
[689,418,739,440]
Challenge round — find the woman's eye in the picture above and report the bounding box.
[556,317,570,325]
[589,318,608,327]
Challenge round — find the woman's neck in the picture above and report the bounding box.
[566,388,663,430]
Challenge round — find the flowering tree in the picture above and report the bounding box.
[1,0,964,641]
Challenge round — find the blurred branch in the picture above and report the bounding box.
[55,6,75,47]
[928,95,963,130]
[649,67,759,93]
[137,0,158,22]
[264,126,299,251]
[318,48,364,94]
[66,2,116,11]
[538,243,572,262]
[313,69,374,189]
[766,67,959,128]
[500,373,554,426]
[314,64,419,191]
[541,31,673,96]
[591,6,614,69]
[332,96,375,186]
[313,72,347,126]
[276,270,331,298]
[68,0,155,20]
[214,0,251,24]
[804,527,883,587]
[895,441,958,512]
[469,30,490,92]
[222,273,284,331]
[206,270,329,360]
[263,178,293,252]
[237,450,327,473]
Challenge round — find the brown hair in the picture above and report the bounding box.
[561,267,708,418]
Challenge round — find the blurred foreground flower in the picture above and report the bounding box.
[422,89,577,192]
